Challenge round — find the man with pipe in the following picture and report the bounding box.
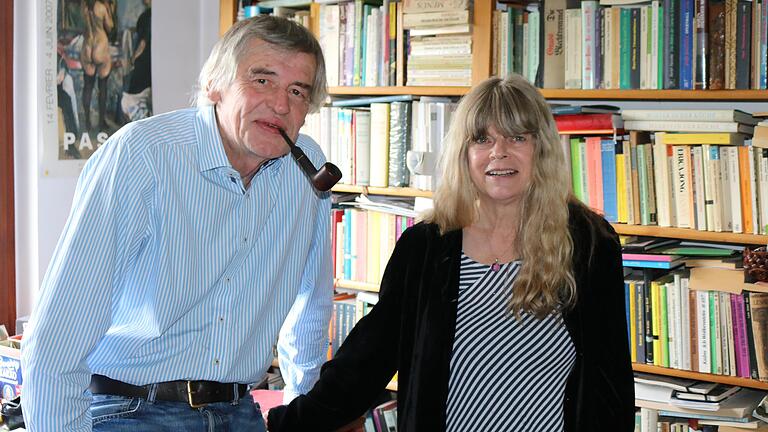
[22,15,337,431]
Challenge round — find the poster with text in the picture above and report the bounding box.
[41,0,152,176]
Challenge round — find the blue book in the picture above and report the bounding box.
[622,259,684,269]
[331,94,415,107]
[601,140,618,222]
[678,0,694,89]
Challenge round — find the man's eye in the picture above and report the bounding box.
[254,78,268,85]
[290,88,308,99]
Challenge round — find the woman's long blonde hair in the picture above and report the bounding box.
[423,75,576,317]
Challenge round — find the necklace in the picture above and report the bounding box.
[491,258,501,272]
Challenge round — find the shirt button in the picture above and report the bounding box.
[219,316,224,322]
[214,358,220,365]
[243,237,248,243]
[225,277,231,283]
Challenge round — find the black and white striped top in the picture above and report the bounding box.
[445,254,576,432]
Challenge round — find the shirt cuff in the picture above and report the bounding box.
[282,388,301,404]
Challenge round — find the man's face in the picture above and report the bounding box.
[209,38,316,171]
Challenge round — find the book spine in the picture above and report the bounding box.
[664,0,680,88]
[735,0,753,89]
[709,0,727,89]
[695,0,709,88]
[679,0,695,89]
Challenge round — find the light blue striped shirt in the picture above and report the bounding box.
[21,106,333,431]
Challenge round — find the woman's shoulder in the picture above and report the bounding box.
[568,199,617,239]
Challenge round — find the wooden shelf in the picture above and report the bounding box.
[332,184,433,198]
[633,363,768,390]
[540,89,768,101]
[613,224,768,245]
[328,86,469,96]
[335,279,379,293]
[328,87,768,100]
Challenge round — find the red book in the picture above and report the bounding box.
[554,113,624,132]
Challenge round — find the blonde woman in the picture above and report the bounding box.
[269,75,634,432]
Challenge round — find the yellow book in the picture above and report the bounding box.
[651,280,662,366]
[660,132,747,145]
[616,152,628,223]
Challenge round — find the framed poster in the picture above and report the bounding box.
[41,0,152,176]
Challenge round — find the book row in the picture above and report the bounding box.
[566,132,768,235]
[302,97,457,191]
[495,0,768,90]
[625,268,768,381]
[331,207,416,284]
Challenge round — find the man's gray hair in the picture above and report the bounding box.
[195,15,327,112]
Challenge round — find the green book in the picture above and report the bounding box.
[659,281,669,367]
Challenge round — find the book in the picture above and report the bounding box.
[622,237,680,252]
[331,94,416,107]
[402,0,469,13]
[672,384,742,402]
[554,113,624,131]
[624,120,755,134]
[622,258,685,269]
[659,132,748,145]
[549,104,620,115]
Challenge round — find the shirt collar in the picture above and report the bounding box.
[193,104,284,175]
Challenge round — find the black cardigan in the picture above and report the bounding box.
[269,202,635,431]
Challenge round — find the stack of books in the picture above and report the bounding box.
[403,0,472,86]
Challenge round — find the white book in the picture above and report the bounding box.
[672,145,694,228]
[653,136,672,227]
[354,109,371,186]
[364,9,380,87]
[702,145,721,232]
[712,291,723,375]
[696,290,711,374]
[692,146,707,230]
[640,408,659,432]
[527,5,541,84]
[650,1,660,89]
[666,278,680,369]
[602,7,614,89]
[725,146,743,233]
[368,103,390,187]
[318,4,341,86]
[624,120,754,134]
[757,147,768,234]
[581,1,598,89]
[564,8,583,89]
[621,109,758,125]
[719,146,734,232]
[680,276,691,370]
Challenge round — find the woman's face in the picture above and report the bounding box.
[467,125,535,208]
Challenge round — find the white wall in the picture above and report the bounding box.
[13,0,220,318]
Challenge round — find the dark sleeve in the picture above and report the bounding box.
[579,213,636,430]
[267,227,419,432]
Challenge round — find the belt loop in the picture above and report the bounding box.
[231,383,240,406]
[146,383,158,404]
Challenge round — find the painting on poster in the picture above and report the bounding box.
[41,0,152,176]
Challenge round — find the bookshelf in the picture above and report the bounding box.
[219,0,768,400]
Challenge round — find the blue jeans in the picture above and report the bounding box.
[90,393,266,432]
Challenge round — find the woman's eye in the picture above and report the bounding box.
[511,135,527,142]
[474,136,490,145]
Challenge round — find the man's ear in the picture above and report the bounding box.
[207,87,221,103]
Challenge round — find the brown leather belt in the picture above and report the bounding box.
[90,374,250,408]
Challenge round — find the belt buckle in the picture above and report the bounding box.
[186,381,206,409]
